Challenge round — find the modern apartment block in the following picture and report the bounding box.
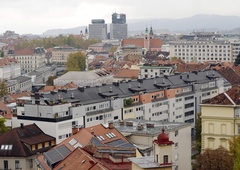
[169,40,233,63]
[10,47,46,73]
[89,19,107,40]
[51,46,81,65]
[12,70,231,143]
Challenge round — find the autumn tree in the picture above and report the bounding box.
[0,118,8,134]
[0,81,8,98]
[229,136,240,169]
[0,50,4,58]
[195,146,233,170]
[66,51,86,71]
[46,76,57,86]
[195,113,202,152]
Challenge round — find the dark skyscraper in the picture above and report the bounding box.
[112,13,126,24]
[110,13,127,39]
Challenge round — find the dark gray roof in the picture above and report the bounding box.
[90,137,104,146]
[43,145,71,165]
[42,70,229,104]
[11,76,31,83]
[106,139,135,148]
[26,71,42,77]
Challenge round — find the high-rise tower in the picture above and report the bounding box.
[110,13,128,40]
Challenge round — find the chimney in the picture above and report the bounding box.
[78,86,85,92]
[109,121,114,129]
[20,123,24,129]
[72,126,79,135]
[91,128,94,135]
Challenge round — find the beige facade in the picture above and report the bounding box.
[51,46,81,64]
[201,104,240,151]
[0,157,36,170]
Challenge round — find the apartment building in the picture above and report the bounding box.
[114,119,192,170]
[51,46,81,65]
[201,86,240,152]
[0,57,20,80]
[6,75,32,93]
[12,70,231,144]
[11,47,46,73]
[169,40,233,63]
[139,64,175,78]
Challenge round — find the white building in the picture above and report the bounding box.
[169,40,233,63]
[0,57,20,80]
[115,119,192,170]
[11,47,46,73]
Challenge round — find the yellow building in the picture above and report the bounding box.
[201,86,240,152]
[129,129,174,170]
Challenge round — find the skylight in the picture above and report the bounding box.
[74,142,83,148]
[0,145,13,150]
[68,138,77,146]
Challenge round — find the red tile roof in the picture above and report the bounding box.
[7,91,31,103]
[203,86,240,105]
[175,63,209,73]
[0,57,18,67]
[54,147,109,170]
[114,69,139,79]
[14,48,34,55]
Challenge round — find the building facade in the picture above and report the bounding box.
[51,46,81,65]
[0,57,20,80]
[169,40,233,63]
[12,70,231,144]
[201,86,240,151]
[11,47,46,73]
[89,19,107,40]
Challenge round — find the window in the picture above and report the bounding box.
[185,103,194,109]
[4,160,8,170]
[175,130,178,137]
[114,116,118,120]
[163,155,168,164]
[15,160,19,169]
[29,159,33,168]
[175,142,178,148]
[185,110,194,117]
[238,125,240,134]
[185,96,194,100]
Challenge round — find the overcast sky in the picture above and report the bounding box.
[1,0,239,34]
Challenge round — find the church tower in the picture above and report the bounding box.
[144,27,150,50]
[153,128,174,168]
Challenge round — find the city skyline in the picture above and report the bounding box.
[0,0,240,34]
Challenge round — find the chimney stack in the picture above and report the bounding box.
[91,128,94,135]
[20,123,24,129]
[109,121,114,129]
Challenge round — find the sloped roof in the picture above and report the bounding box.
[202,86,240,105]
[54,147,109,170]
[14,48,34,55]
[217,66,240,86]
[175,63,209,73]
[0,124,55,157]
[114,69,139,79]
[0,57,18,67]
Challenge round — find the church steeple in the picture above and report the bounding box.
[150,26,154,36]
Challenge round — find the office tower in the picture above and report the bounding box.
[89,19,107,40]
[110,13,128,40]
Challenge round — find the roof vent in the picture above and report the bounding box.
[146,123,155,128]
[126,121,133,126]
[137,124,144,130]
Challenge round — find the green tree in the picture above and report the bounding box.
[229,136,240,169]
[46,76,57,86]
[124,98,133,107]
[0,118,9,134]
[235,53,240,66]
[195,146,233,170]
[195,113,202,152]
[0,81,8,98]
[66,51,86,71]
[0,51,4,58]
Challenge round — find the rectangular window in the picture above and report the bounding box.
[4,160,8,170]
[238,125,240,134]
[163,155,168,164]
[15,160,19,169]
[185,103,194,109]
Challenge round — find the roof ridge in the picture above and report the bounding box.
[223,92,236,106]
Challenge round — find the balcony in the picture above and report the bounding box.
[17,115,73,122]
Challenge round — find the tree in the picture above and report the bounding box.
[0,118,9,134]
[0,81,8,98]
[235,53,240,66]
[46,76,57,86]
[124,98,133,107]
[195,146,233,170]
[229,136,240,169]
[66,51,86,71]
[0,50,4,58]
[195,113,202,152]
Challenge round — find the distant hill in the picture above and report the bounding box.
[43,14,240,36]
